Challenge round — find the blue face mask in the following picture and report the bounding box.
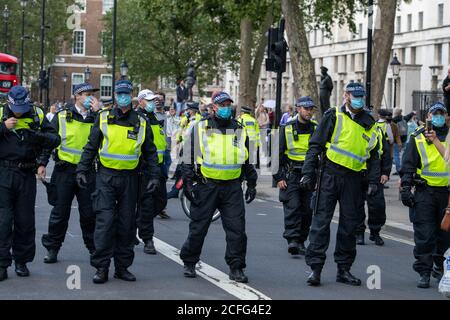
[350,97,365,110]
[117,94,131,107]
[184,111,190,118]
[217,106,232,120]
[145,101,156,113]
[432,114,446,128]
[83,96,92,109]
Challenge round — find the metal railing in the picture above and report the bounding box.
[412,90,444,121]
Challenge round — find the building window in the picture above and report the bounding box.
[359,23,363,39]
[418,12,424,30]
[334,56,338,73]
[400,48,406,65]
[71,73,85,95]
[313,30,317,46]
[100,74,113,98]
[407,14,412,32]
[72,30,85,55]
[396,16,401,33]
[410,47,416,64]
[75,0,86,13]
[438,4,444,27]
[435,44,443,65]
[103,0,114,14]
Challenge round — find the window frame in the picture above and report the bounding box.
[72,29,86,56]
[100,74,113,99]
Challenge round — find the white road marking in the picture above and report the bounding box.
[256,214,267,216]
[253,199,267,203]
[149,237,272,300]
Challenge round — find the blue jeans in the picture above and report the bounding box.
[176,102,186,117]
[393,143,401,173]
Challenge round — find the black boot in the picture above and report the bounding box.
[114,268,136,282]
[229,269,248,283]
[298,242,306,255]
[144,239,157,255]
[417,273,430,288]
[43,249,58,264]
[432,266,443,282]
[0,267,7,281]
[369,233,384,246]
[307,269,321,286]
[134,237,141,246]
[183,264,196,278]
[336,269,361,286]
[288,241,300,255]
[356,233,365,245]
[15,263,30,277]
[93,268,109,284]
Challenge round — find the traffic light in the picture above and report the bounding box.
[265,18,288,73]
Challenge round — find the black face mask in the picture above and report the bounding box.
[321,70,327,76]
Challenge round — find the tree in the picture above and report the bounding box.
[102,0,240,93]
[281,0,365,117]
[0,0,75,82]
[371,0,402,112]
[234,1,274,109]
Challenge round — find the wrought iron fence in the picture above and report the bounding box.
[412,90,444,121]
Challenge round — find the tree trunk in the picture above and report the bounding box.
[281,0,320,117]
[371,0,397,113]
[239,18,253,109]
[238,10,273,112]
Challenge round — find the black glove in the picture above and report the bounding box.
[245,185,257,204]
[367,184,378,196]
[146,179,160,194]
[183,179,199,206]
[299,175,316,191]
[400,186,415,208]
[76,172,87,189]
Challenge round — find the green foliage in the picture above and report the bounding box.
[102,0,245,90]
[301,0,367,35]
[0,0,75,80]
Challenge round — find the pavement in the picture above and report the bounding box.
[0,160,447,300]
[255,168,414,238]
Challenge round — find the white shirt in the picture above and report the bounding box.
[345,105,357,119]
[46,113,55,122]
[75,104,88,120]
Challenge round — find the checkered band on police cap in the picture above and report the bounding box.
[212,91,234,104]
[73,83,98,96]
[115,80,133,93]
[345,82,366,97]
[295,96,315,108]
[7,86,31,106]
[428,102,447,114]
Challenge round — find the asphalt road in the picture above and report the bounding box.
[0,170,447,300]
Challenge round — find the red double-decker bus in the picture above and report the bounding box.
[0,53,19,95]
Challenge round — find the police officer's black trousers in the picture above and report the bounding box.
[356,182,386,235]
[42,165,95,252]
[305,164,363,271]
[0,169,36,268]
[410,186,450,275]
[137,174,167,242]
[180,179,247,269]
[90,170,138,270]
[279,171,312,244]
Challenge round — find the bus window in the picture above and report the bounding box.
[0,63,16,75]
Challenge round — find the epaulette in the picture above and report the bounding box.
[411,126,425,138]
